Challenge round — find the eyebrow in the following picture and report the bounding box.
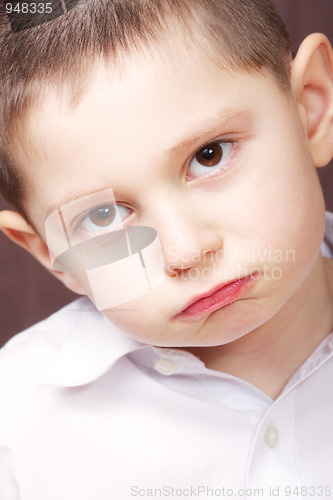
[46,108,249,216]
[167,109,248,160]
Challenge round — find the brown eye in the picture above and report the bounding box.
[195,142,223,167]
[89,205,116,227]
[189,141,233,178]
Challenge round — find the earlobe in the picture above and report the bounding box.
[0,210,85,295]
[291,33,333,167]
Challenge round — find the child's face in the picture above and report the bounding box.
[24,38,325,347]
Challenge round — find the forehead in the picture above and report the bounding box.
[22,38,286,230]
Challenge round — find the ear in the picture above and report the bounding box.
[0,210,85,295]
[291,33,333,167]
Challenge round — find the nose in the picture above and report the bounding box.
[150,203,223,276]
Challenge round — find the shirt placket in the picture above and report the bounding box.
[245,389,299,498]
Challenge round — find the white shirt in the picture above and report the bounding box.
[1,213,333,500]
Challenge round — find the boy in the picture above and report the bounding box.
[0,0,333,498]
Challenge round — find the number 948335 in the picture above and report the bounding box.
[5,2,53,14]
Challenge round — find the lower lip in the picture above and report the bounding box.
[176,275,255,321]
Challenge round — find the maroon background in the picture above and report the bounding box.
[1,0,333,347]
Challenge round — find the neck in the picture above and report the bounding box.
[188,255,333,400]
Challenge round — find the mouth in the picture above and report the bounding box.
[175,274,257,321]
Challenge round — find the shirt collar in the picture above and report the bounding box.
[40,301,144,387]
[41,211,333,388]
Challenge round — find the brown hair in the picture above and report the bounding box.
[0,0,291,225]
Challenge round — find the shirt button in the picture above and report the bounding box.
[154,359,175,376]
[264,426,279,448]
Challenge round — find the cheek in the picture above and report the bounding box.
[263,174,323,265]
[214,139,325,289]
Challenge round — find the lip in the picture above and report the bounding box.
[175,274,256,321]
